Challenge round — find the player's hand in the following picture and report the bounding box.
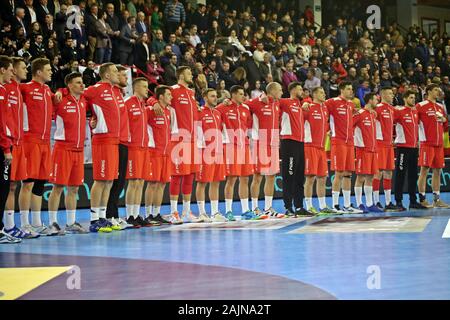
[54,91,63,103]
[153,103,164,116]
[223,99,231,106]
[260,93,268,104]
[90,117,97,129]
[3,152,12,166]
[301,102,310,111]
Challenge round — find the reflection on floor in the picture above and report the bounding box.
[1,194,450,300]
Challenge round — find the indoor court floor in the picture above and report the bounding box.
[1,193,450,300]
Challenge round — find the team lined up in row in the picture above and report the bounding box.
[0,55,448,243]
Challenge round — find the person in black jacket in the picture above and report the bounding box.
[105,3,121,63]
[82,60,100,87]
[134,32,150,72]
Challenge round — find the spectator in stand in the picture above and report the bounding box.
[282,60,298,92]
[119,16,138,66]
[188,25,201,48]
[61,37,78,65]
[304,68,321,91]
[164,0,186,35]
[151,4,162,31]
[356,80,371,106]
[151,29,166,55]
[95,10,114,64]
[191,4,208,43]
[135,11,148,35]
[134,33,150,73]
[205,60,219,89]
[146,53,164,84]
[29,34,46,58]
[163,53,178,85]
[82,60,100,87]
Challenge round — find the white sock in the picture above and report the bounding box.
[4,210,15,230]
[48,211,58,225]
[66,210,76,226]
[126,204,133,219]
[31,211,42,227]
[364,186,373,207]
[133,205,140,218]
[145,205,152,218]
[240,198,249,213]
[197,201,206,215]
[332,191,340,207]
[385,189,391,205]
[252,198,259,210]
[343,190,351,208]
[211,200,219,215]
[182,200,191,214]
[225,199,233,213]
[90,207,99,221]
[170,200,178,213]
[305,197,313,209]
[99,207,106,219]
[373,191,380,204]
[319,197,326,209]
[154,206,161,216]
[355,187,362,206]
[264,196,273,211]
[20,210,29,226]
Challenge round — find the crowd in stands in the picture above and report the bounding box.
[0,0,449,108]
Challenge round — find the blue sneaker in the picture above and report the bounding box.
[225,211,236,222]
[368,204,384,213]
[4,226,40,239]
[241,210,257,220]
[358,204,369,213]
[89,220,112,233]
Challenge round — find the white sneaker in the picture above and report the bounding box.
[182,211,201,223]
[170,212,183,225]
[32,224,59,236]
[342,205,363,214]
[0,230,21,244]
[21,225,41,238]
[212,212,228,222]
[198,212,211,223]
[50,222,66,236]
[116,217,133,229]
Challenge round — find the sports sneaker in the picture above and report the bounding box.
[307,207,319,215]
[212,212,228,222]
[368,204,384,213]
[126,216,141,228]
[143,216,161,226]
[420,199,433,209]
[317,207,338,216]
[225,211,236,222]
[384,202,399,212]
[116,217,133,230]
[32,224,59,236]
[108,218,124,231]
[265,207,285,219]
[409,202,429,210]
[4,226,40,239]
[376,202,384,210]
[89,220,112,233]
[170,212,183,225]
[198,212,211,223]
[65,222,89,234]
[334,205,346,214]
[396,203,407,212]
[153,214,171,225]
[295,207,314,217]
[342,205,363,214]
[358,204,369,213]
[433,199,450,209]
[284,208,296,218]
[21,225,41,238]
[182,211,201,223]
[241,210,257,220]
[50,222,66,236]
[0,230,21,244]
[253,207,268,220]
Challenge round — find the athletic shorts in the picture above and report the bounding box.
[376,145,395,170]
[224,144,254,177]
[10,144,27,181]
[419,145,445,169]
[305,145,328,176]
[23,140,51,180]
[170,141,200,176]
[126,147,148,180]
[197,153,226,183]
[148,153,171,183]
[92,143,119,181]
[355,148,379,175]
[253,143,280,176]
[50,146,84,186]
[330,143,355,172]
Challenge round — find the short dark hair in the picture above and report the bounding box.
[116,65,127,72]
[155,85,171,100]
[99,62,115,78]
[288,81,302,92]
[11,57,25,68]
[31,57,50,76]
[176,66,191,79]
[312,86,324,95]
[380,86,393,92]
[0,55,12,70]
[363,92,377,104]
[426,83,439,94]
[403,89,417,98]
[230,85,244,95]
[202,88,216,97]
[132,77,148,88]
[339,81,353,91]
[64,72,82,85]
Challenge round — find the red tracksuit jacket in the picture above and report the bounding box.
[375,102,395,147]
[198,106,223,154]
[393,106,419,148]
[416,99,448,147]
[0,84,11,154]
[303,102,329,149]
[147,104,176,156]
[325,96,355,145]
[125,95,148,148]
[279,97,305,142]
[245,96,280,146]
[5,80,23,146]
[353,108,378,153]
[216,101,252,147]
